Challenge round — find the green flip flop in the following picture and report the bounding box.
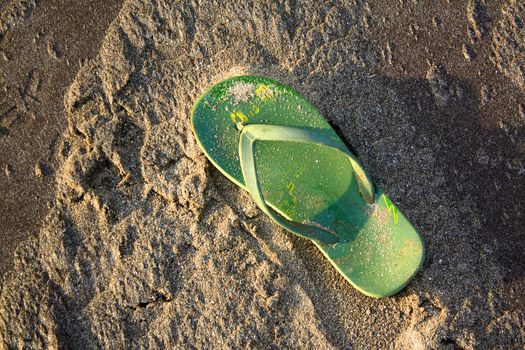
[191,75,424,298]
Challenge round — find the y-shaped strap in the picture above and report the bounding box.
[238,124,375,245]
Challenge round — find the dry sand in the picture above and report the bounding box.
[1,0,524,349]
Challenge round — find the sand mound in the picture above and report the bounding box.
[1,1,523,349]
[492,0,525,92]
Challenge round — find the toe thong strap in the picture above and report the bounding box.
[238,124,375,244]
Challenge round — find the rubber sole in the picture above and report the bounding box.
[191,75,424,297]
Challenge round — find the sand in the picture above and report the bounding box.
[1,0,524,349]
[0,0,124,282]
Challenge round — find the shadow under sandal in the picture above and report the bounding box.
[191,75,424,298]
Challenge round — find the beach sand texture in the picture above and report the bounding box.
[0,0,124,282]
[1,0,524,349]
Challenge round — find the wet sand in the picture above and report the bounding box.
[0,0,124,280]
